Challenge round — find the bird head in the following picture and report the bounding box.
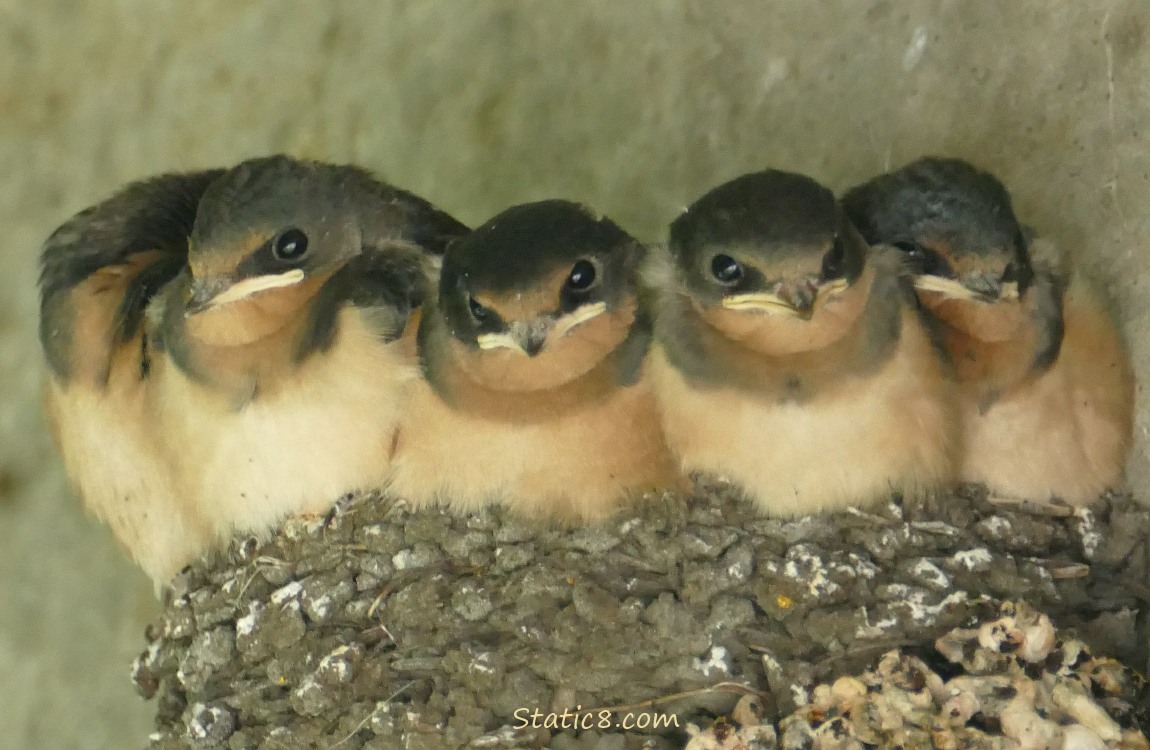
[666,169,872,354]
[842,157,1037,340]
[436,200,640,392]
[182,157,376,317]
[175,155,466,349]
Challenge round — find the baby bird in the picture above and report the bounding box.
[40,155,468,583]
[842,156,1134,506]
[646,169,955,515]
[145,156,468,569]
[40,169,224,582]
[386,200,681,520]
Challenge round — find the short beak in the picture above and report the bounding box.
[518,326,548,357]
[475,301,608,357]
[913,274,1018,303]
[477,320,551,357]
[722,292,804,317]
[964,273,1002,300]
[185,278,232,315]
[184,269,307,315]
[721,279,847,320]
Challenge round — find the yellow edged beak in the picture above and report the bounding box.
[721,292,804,316]
[720,279,848,318]
[476,332,526,353]
[186,269,307,314]
[816,278,850,301]
[475,301,608,355]
[913,275,1019,303]
[551,301,607,338]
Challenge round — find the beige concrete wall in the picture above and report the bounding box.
[1,2,1145,747]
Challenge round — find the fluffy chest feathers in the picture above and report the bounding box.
[923,271,1064,409]
[956,276,1134,504]
[150,307,418,539]
[40,257,214,582]
[154,271,339,404]
[650,306,955,515]
[43,373,211,583]
[657,264,903,402]
[387,362,679,521]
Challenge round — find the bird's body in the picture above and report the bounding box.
[389,340,672,520]
[387,200,681,520]
[39,155,467,582]
[951,290,1132,504]
[39,171,222,580]
[147,302,421,533]
[647,170,955,515]
[649,254,953,515]
[843,157,1134,506]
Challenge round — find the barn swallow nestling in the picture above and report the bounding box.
[145,156,469,570]
[385,200,682,520]
[842,157,1135,507]
[40,168,225,582]
[39,155,467,583]
[645,170,956,516]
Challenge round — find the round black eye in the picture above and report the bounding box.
[566,260,597,292]
[272,228,309,261]
[710,254,743,285]
[468,296,491,323]
[821,237,846,279]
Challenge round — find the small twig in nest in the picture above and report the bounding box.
[582,681,768,716]
[326,680,417,750]
[811,640,918,680]
[231,556,289,608]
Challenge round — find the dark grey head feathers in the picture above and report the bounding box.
[841,157,1033,295]
[187,156,468,302]
[842,157,1023,256]
[39,155,470,386]
[843,157,1062,374]
[672,170,840,253]
[194,156,466,257]
[170,156,470,377]
[438,200,641,349]
[668,170,867,312]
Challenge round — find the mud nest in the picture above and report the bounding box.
[690,599,1150,749]
[134,487,1150,749]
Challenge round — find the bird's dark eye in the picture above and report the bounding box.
[272,228,309,261]
[821,237,846,279]
[710,254,743,285]
[468,296,491,323]
[566,260,597,292]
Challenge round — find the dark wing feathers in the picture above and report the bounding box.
[296,247,435,361]
[38,169,223,382]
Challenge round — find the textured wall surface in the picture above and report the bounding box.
[0,2,1146,748]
